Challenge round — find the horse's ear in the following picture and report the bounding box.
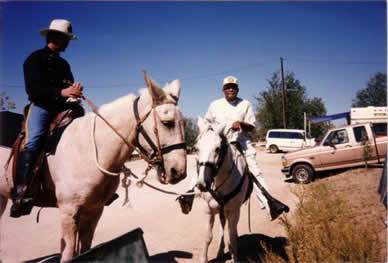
[165,79,181,103]
[197,116,205,131]
[143,70,166,105]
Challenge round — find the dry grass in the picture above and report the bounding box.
[263,166,387,263]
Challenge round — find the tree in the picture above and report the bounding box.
[255,71,329,138]
[0,91,16,111]
[184,117,199,153]
[352,72,387,107]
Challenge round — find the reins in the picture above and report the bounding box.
[72,74,193,198]
[83,95,155,165]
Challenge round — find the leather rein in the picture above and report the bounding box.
[198,135,228,178]
[83,94,186,174]
[198,136,246,206]
[133,96,186,174]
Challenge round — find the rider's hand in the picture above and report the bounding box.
[232,121,241,131]
[61,82,83,98]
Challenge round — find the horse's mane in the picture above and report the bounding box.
[197,123,215,142]
[99,93,138,113]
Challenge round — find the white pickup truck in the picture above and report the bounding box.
[281,122,387,183]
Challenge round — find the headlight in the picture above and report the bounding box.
[281,155,288,166]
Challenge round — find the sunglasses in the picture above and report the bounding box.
[223,85,238,91]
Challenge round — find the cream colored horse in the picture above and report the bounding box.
[195,117,251,263]
[0,72,187,262]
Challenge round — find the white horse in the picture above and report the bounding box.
[0,72,187,262]
[195,117,252,263]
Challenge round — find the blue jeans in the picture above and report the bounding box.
[23,103,52,153]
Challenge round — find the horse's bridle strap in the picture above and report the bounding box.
[133,97,187,165]
[161,143,187,155]
[198,136,228,178]
[199,161,217,174]
[134,97,161,163]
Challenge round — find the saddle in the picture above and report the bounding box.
[8,104,84,208]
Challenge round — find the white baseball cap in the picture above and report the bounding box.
[40,19,77,40]
[223,76,238,87]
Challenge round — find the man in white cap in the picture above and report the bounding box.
[10,19,84,217]
[178,76,289,220]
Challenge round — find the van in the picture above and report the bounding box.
[265,129,314,153]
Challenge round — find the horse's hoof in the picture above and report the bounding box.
[105,193,119,206]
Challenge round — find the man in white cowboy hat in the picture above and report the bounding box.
[178,76,289,220]
[10,19,84,217]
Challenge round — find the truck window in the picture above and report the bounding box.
[324,129,349,145]
[372,123,387,137]
[353,126,368,143]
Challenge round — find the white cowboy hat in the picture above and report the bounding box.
[223,76,238,87]
[40,19,77,40]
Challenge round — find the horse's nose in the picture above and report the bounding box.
[196,182,207,192]
[169,168,186,184]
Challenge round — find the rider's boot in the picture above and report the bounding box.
[10,150,36,218]
[251,173,289,221]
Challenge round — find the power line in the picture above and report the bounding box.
[1,57,385,88]
[286,57,385,65]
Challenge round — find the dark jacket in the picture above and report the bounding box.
[23,46,74,112]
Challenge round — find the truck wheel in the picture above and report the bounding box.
[292,164,314,184]
[269,145,278,153]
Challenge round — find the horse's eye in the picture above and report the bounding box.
[215,147,220,154]
[162,120,175,128]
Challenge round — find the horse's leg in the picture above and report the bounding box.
[227,209,241,263]
[0,195,8,258]
[78,207,104,254]
[216,212,226,259]
[0,195,8,219]
[200,211,215,263]
[59,205,81,262]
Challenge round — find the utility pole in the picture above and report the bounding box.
[280,57,287,128]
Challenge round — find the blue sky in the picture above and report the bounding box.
[1,1,386,126]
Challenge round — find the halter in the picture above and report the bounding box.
[198,134,228,178]
[198,133,247,207]
[133,96,186,176]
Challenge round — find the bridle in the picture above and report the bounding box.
[198,132,228,188]
[197,132,247,207]
[83,91,186,179]
[133,96,186,176]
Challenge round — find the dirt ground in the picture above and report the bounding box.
[0,147,385,262]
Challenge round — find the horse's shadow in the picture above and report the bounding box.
[209,233,289,263]
[149,250,193,262]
